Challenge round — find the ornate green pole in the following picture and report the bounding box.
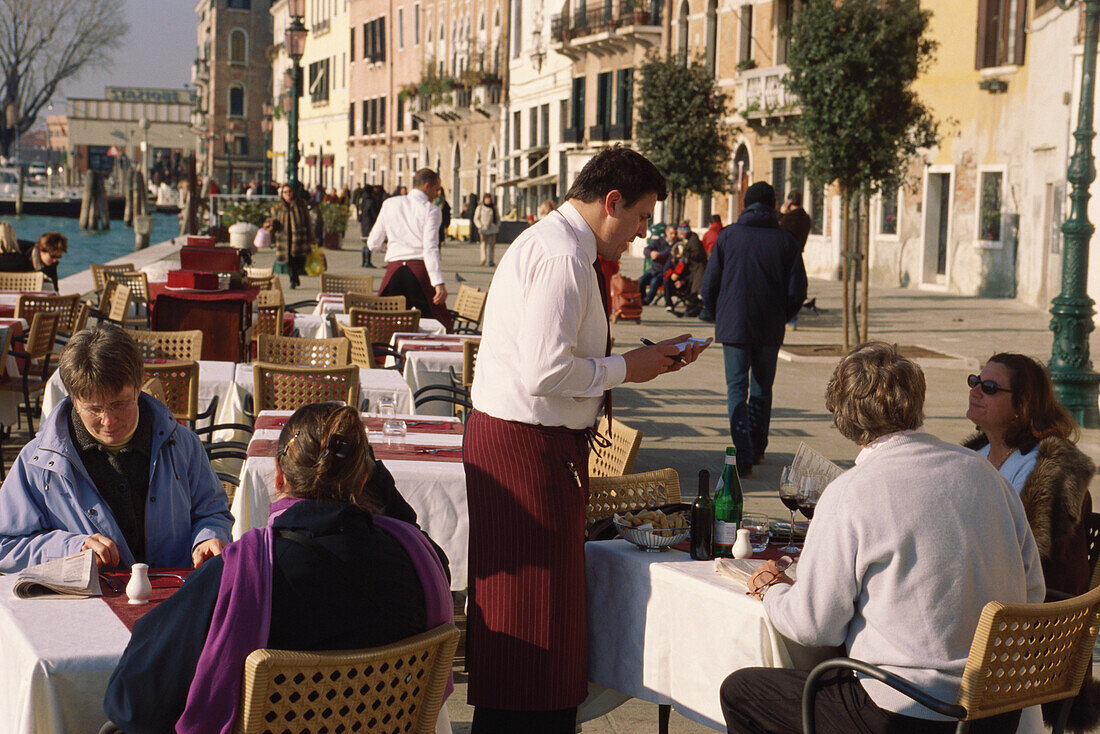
[285,7,307,191]
[1051,0,1100,427]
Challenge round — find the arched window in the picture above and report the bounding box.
[452,144,461,207]
[704,0,717,76]
[229,84,245,117]
[494,8,500,27]
[677,0,689,65]
[479,10,485,30]
[229,29,248,63]
[440,21,445,40]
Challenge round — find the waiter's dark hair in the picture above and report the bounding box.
[564,146,667,207]
[413,168,441,190]
[277,402,380,508]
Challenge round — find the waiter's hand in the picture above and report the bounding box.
[433,284,448,305]
[192,538,227,568]
[622,333,708,383]
[82,533,120,568]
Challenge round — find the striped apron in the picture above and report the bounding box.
[463,409,591,710]
[377,259,454,332]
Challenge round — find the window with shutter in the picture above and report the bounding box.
[975,0,1026,69]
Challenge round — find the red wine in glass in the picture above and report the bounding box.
[797,500,816,520]
[780,495,800,512]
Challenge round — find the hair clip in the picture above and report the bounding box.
[279,430,301,458]
[317,434,350,463]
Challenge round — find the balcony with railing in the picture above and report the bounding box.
[733,65,798,121]
[550,1,661,59]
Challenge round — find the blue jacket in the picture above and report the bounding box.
[0,394,232,572]
[701,204,808,346]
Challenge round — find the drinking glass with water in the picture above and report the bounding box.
[740,513,771,553]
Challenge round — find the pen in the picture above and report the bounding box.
[640,338,687,365]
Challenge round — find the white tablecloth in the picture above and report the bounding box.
[332,314,447,336]
[234,363,413,414]
[41,360,249,443]
[0,576,454,734]
[232,412,469,591]
[311,292,345,316]
[400,350,465,417]
[294,314,447,340]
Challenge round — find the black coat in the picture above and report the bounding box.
[104,473,445,733]
[0,240,59,291]
[701,204,807,346]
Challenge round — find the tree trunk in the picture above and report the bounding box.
[860,193,871,343]
[841,187,851,352]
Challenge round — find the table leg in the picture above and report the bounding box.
[659,703,670,734]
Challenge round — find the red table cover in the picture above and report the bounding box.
[100,568,193,631]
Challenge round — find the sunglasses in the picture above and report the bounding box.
[967,374,1012,395]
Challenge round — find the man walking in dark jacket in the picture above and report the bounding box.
[701,182,807,477]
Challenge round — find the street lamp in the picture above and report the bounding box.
[262,102,273,195]
[1049,0,1100,427]
[285,0,307,192]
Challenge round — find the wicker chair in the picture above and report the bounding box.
[320,273,375,295]
[1087,512,1100,580]
[105,271,151,329]
[0,311,61,433]
[586,469,681,525]
[252,290,285,349]
[589,416,643,477]
[802,584,1100,734]
[0,271,46,291]
[90,263,135,294]
[128,329,203,361]
[252,362,360,413]
[139,376,169,406]
[338,324,376,369]
[234,623,460,734]
[347,308,421,367]
[344,292,406,313]
[449,284,488,334]
[141,361,199,422]
[257,333,350,367]
[14,293,80,343]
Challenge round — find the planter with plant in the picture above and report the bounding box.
[736,59,757,72]
[319,202,350,249]
[630,0,650,24]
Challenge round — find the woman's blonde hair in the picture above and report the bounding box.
[276,403,379,508]
[825,342,925,445]
[0,222,17,253]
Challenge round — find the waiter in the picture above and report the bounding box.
[464,147,709,733]
[366,168,453,330]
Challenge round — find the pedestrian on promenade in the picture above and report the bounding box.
[436,188,451,245]
[673,222,707,317]
[701,181,806,476]
[639,225,673,305]
[0,231,67,291]
[463,147,709,733]
[366,168,452,331]
[701,214,723,257]
[722,342,1042,734]
[473,193,500,266]
[779,190,812,252]
[359,185,383,268]
[272,183,314,289]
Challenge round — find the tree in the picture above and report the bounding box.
[0,0,128,159]
[785,0,938,348]
[635,54,731,225]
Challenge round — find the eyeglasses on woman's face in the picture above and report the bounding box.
[967,374,1012,396]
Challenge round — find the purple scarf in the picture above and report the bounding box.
[176,497,453,733]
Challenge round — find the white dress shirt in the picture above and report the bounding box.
[471,201,627,430]
[366,189,444,286]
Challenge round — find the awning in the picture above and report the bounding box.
[516,172,559,189]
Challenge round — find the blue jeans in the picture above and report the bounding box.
[638,269,664,304]
[723,344,780,463]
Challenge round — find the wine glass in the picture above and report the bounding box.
[382,416,407,445]
[777,466,801,555]
[740,512,771,553]
[377,395,396,417]
[798,474,823,522]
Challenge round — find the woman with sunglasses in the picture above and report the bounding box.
[105,402,453,733]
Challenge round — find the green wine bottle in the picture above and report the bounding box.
[712,446,744,558]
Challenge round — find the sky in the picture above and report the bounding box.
[56,0,196,103]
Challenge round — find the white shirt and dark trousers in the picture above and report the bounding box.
[366,189,453,331]
[720,431,1045,733]
[464,203,626,732]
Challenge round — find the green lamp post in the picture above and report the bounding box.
[285,0,307,192]
[1051,0,1100,428]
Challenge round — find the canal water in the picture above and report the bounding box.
[2,213,181,279]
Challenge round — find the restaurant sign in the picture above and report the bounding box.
[105,87,198,105]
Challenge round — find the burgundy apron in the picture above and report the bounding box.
[463,409,591,710]
[377,259,454,332]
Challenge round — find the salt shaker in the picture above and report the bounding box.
[126,563,152,605]
[732,528,754,559]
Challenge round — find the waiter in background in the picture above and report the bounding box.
[464,147,710,733]
[366,168,453,331]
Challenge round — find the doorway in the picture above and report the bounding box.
[922,170,952,285]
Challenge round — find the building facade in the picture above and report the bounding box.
[194,0,274,191]
[348,0,425,192]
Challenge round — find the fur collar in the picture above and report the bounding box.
[963,432,1094,557]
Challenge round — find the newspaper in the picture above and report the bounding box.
[12,550,102,598]
[789,441,844,487]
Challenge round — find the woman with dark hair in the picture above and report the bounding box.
[104,402,452,733]
[964,353,1098,732]
[0,231,67,291]
[272,184,314,288]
